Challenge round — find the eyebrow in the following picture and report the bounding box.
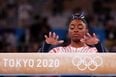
[69,24,75,28]
[70,23,83,26]
[78,24,83,26]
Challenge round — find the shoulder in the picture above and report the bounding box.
[49,46,66,53]
[49,46,98,53]
[87,46,98,53]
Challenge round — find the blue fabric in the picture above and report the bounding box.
[91,27,106,43]
[52,29,67,40]
[15,28,25,42]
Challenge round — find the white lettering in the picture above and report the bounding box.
[3,58,60,68]
[28,59,34,67]
[15,59,21,67]
[9,59,15,67]
[3,58,8,67]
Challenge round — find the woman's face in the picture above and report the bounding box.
[68,19,88,42]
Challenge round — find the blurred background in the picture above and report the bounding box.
[0,0,116,53]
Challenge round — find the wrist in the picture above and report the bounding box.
[87,41,100,47]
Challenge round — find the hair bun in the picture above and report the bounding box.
[72,12,85,19]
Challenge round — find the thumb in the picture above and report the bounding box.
[80,39,85,43]
[58,40,64,44]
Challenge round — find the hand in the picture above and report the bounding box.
[80,33,99,45]
[44,32,64,45]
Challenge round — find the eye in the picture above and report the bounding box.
[78,27,83,30]
[69,25,75,30]
[70,27,74,30]
[78,25,83,30]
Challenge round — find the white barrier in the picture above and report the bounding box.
[0,53,116,75]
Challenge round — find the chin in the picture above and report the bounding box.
[72,38,81,42]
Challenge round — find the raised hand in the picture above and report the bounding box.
[44,32,64,45]
[80,33,99,45]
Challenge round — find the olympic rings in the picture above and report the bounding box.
[72,56,103,71]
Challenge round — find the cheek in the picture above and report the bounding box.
[80,30,86,37]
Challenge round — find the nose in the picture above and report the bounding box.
[74,28,79,32]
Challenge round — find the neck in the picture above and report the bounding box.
[70,40,86,48]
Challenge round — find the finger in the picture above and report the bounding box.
[93,33,97,37]
[56,35,59,40]
[87,33,92,38]
[80,39,85,43]
[93,33,99,42]
[84,35,88,40]
[58,40,64,44]
[53,32,56,38]
[49,32,52,37]
[44,35,48,39]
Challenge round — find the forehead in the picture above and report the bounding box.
[69,19,86,27]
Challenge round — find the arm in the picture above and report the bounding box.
[39,32,64,52]
[80,33,106,52]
